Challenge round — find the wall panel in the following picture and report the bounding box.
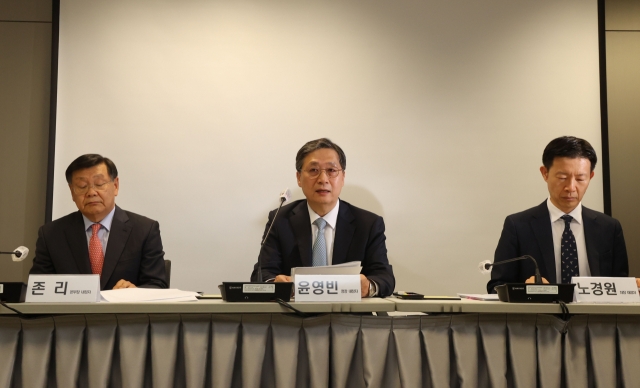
[53,0,602,294]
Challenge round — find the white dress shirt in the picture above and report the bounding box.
[82,207,116,256]
[547,198,591,279]
[307,200,340,265]
[305,199,377,296]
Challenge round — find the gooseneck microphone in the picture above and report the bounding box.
[0,246,29,262]
[257,188,291,282]
[480,255,543,284]
[0,246,30,305]
[219,188,295,302]
[479,256,575,304]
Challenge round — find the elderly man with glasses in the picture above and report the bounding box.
[251,138,395,297]
[30,154,167,290]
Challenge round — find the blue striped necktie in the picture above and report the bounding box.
[312,218,327,267]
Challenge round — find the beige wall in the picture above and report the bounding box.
[53,1,604,294]
[0,0,51,282]
[1,0,636,288]
[606,0,640,276]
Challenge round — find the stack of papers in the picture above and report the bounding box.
[457,293,500,301]
[100,288,199,303]
[291,261,362,278]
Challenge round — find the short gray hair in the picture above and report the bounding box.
[295,138,346,172]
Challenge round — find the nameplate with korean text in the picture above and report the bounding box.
[572,277,639,303]
[26,275,101,302]
[294,274,361,301]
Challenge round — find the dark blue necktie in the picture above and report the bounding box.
[560,215,579,283]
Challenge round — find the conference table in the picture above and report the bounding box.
[1,298,639,388]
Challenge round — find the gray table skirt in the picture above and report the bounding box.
[1,313,639,388]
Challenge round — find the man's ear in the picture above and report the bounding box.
[296,171,301,187]
[540,166,549,182]
[590,170,595,180]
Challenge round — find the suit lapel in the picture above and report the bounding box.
[289,201,313,267]
[582,207,600,276]
[65,212,92,274]
[101,206,132,289]
[332,201,355,265]
[530,202,557,283]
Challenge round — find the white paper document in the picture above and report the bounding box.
[291,261,362,278]
[457,293,500,301]
[100,288,199,303]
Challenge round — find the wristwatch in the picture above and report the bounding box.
[368,280,378,297]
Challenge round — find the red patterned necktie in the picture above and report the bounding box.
[89,223,104,275]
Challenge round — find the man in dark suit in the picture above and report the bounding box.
[487,136,628,293]
[251,138,395,297]
[30,154,167,290]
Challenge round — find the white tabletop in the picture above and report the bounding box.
[391,297,640,314]
[6,297,640,315]
[0,297,395,315]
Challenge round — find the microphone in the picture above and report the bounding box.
[219,188,295,302]
[479,256,576,303]
[0,246,29,262]
[478,255,543,284]
[258,188,291,281]
[279,188,291,203]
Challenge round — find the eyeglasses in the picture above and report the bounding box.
[72,181,113,195]
[302,168,343,178]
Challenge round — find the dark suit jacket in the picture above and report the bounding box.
[30,206,167,290]
[251,199,395,297]
[487,201,628,293]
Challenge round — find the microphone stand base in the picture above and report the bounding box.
[0,282,27,303]
[219,282,293,302]
[494,283,575,303]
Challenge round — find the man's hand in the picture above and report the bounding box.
[360,274,370,298]
[275,275,292,283]
[113,279,137,289]
[525,276,549,284]
[636,278,640,288]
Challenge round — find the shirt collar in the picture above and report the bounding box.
[546,197,583,224]
[82,206,116,232]
[307,199,340,229]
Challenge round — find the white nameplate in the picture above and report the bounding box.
[295,274,361,302]
[572,277,640,303]
[26,275,101,303]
